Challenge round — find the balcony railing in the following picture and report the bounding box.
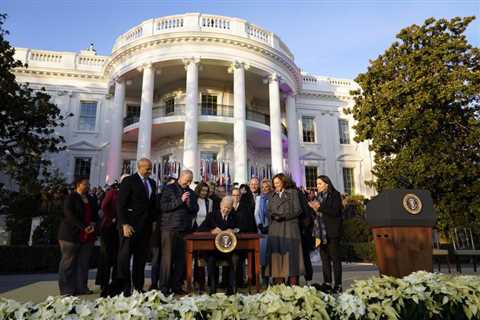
[123,103,287,134]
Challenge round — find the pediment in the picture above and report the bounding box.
[68,140,101,151]
[300,151,325,161]
[336,153,363,161]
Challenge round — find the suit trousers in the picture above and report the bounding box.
[95,224,118,288]
[58,240,93,295]
[117,226,151,292]
[319,237,342,286]
[207,252,239,292]
[159,230,186,293]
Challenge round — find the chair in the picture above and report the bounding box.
[432,229,451,273]
[451,228,480,272]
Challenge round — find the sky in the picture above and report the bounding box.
[2,0,479,80]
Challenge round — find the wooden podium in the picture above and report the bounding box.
[366,189,436,277]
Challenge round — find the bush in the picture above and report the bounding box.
[0,245,99,274]
[0,272,479,319]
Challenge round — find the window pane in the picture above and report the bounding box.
[339,119,351,144]
[74,157,91,180]
[78,101,97,131]
[305,166,317,189]
[201,94,217,116]
[302,117,315,143]
[126,105,140,118]
[342,167,355,195]
[165,98,175,114]
[200,151,217,161]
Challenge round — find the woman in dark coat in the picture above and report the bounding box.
[308,175,343,293]
[265,173,304,285]
[58,177,99,296]
[285,177,314,284]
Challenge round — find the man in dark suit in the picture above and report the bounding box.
[159,169,198,295]
[116,158,157,296]
[199,196,240,295]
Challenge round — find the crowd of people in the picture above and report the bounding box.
[57,158,344,297]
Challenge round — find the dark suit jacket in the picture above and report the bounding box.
[199,210,238,232]
[234,197,257,233]
[317,190,343,238]
[117,173,157,231]
[159,182,199,232]
[58,192,99,243]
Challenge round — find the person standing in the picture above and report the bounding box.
[207,181,221,213]
[116,158,157,296]
[254,179,272,285]
[193,181,212,291]
[149,176,176,291]
[285,177,314,285]
[96,182,120,297]
[308,175,343,293]
[159,169,198,295]
[265,173,304,285]
[58,177,99,296]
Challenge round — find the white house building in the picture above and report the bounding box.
[12,13,375,197]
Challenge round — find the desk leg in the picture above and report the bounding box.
[247,251,253,294]
[255,241,260,293]
[186,240,193,293]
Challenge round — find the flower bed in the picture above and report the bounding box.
[1,272,479,319]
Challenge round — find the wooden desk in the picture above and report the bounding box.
[185,232,262,293]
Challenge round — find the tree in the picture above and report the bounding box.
[347,17,480,231]
[0,13,70,190]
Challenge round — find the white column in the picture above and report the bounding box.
[286,94,302,186]
[106,78,125,184]
[268,73,284,174]
[230,61,248,184]
[136,63,154,160]
[183,57,200,180]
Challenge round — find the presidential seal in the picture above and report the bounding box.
[402,193,422,215]
[215,230,237,253]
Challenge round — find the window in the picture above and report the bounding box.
[339,119,351,144]
[302,116,315,143]
[200,151,217,161]
[126,105,140,119]
[78,101,97,131]
[122,159,135,175]
[165,98,175,115]
[305,166,317,190]
[343,167,355,195]
[74,157,91,180]
[162,154,171,163]
[201,94,217,116]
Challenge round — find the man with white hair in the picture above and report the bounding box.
[159,169,199,295]
[116,158,157,296]
[199,196,240,295]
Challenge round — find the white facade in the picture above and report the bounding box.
[12,13,375,197]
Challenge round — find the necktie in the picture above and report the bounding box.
[143,178,149,197]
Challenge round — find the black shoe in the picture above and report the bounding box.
[173,288,187,296]
[208,287,217,295]
[135,288,146,294]
[333,285,343,294]
[225,287,236,295]
[100,287,109,298]
[77,289,94,295]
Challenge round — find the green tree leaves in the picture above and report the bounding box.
[347,17,480,231]
[0,13,70,191]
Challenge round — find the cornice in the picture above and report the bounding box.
[104,33,301,87]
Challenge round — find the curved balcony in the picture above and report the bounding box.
[112,13,294,60]
[123,104,287,135]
